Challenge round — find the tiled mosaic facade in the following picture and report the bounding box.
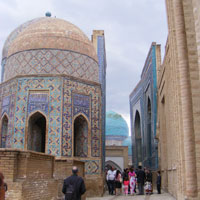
[85,160,100,175]
[92,31,107,170]
[0,81,17,148]
[14,77,62,155]
[62,78,101,157]
[73,93,90,119]
[0,76,101,175]
[0,17,105,198]
[4,49,99,83]
[129,43,160,170]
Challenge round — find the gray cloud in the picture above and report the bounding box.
[0,0,168,128]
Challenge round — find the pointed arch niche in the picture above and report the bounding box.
[73,114,88,157]
[27,112,46,153]
[134,110,142,165]
[1,114,9,148]
[147,98,152,158]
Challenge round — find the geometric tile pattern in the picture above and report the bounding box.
[0,80,17,148]
[1,96,10,116]
[62,78,101,157]
[97,35,106,169]
[85,160,100,175]
[0,76,101,174]
[13,77,62,156]
[73,93,90,119]
[28,92,49,115]
[4,49,99,83]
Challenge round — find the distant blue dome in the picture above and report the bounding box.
[106,111,129,139]
[123,136,132,156]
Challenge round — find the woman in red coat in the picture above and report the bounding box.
[0,172,7,200]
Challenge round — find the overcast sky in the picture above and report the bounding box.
[0,0,168,133]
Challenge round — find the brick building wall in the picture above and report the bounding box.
[157,0,200,199]
[0,149,85,200]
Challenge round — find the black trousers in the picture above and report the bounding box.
[108,180,115,194]
[138,182,144,195]
[157,184,161,194]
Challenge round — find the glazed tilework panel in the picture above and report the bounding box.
[4,49,99,83]
[1,96,10,116]
[73,93,90,119]
[28,92,49,115]
[62,78,101,157]
[0,81,17,147]
[85,160,100,175]
[97,35,106,169]
[13,77,62,156]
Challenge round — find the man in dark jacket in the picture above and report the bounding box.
[137,166,146,195]
[156,171,161,194]
[62,166,86,200]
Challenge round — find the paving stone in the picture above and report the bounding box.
[87,191,176,200]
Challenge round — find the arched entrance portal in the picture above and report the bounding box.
[1,115,8,148]
[28,112,46,153]
[105,160,122,172]
[147,98,152,165]
[135,111,142,166]
[74,115,88,157]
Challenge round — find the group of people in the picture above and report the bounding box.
[106,165,161,196]
[0,165,161,200]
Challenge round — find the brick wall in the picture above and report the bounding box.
[54,158,85,200]
[0,149,58,200]
[0,149,101,199]
[157,0,200,199]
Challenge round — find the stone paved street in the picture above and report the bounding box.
[87,191,176,200]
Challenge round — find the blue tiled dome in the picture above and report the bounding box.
[123,136,132,156]
[106,111,129,138]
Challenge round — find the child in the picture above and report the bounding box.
[123,177,129,196]
[156,171,161,194]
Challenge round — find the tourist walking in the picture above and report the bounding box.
[123,177,129,196]
[122,168,128,182]
[107,167,116,195]
[145,169,153,195]
[136,166,146,195]
[62,166,86,200]
[128,167,136,195]
[115,170,122,195]
[156,171,161,194]
[0,172,7,200]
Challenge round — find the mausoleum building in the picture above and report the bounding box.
[129,43,161,170]
[0,15,106,199]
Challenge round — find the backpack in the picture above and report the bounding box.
[65,181,76,200]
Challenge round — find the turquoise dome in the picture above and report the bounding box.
[123,136,132,156]
[106,111,129,138]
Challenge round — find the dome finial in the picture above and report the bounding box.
[45,12,51,17]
